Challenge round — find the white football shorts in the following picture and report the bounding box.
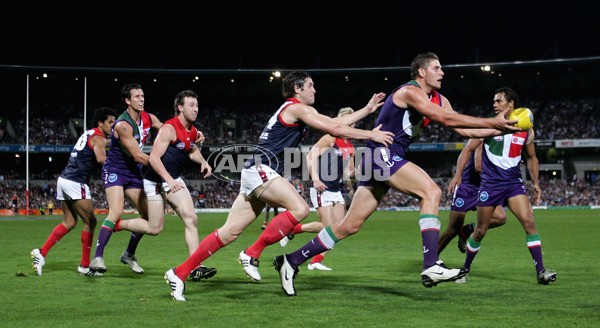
[310,187,344,209]
[143,177,185,197]
[240,165,281,198]
[56,176,92,201]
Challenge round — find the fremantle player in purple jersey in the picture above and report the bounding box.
[438,138,506,256]
[274,52,521,296]
[163,70,394,301]
[460,87,556,285]
[31,107,116,277]
[90,83,163,275]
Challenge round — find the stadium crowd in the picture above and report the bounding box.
[1,97,599,212]
[2,97,599,146]
[2,168,599,213]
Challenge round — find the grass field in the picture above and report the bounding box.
[2,209,599,327]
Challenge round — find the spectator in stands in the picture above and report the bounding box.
[11,192,18,215]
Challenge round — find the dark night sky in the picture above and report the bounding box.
[4,2,599,70]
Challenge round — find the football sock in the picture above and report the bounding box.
[419,214,441,268]
[125,232,143,256]
[288,226,337,267]
[463,236,481,271]
[245,210,298,258]
[41,223,69,257]
[526,233,545,273]
[310,253,325,265]
[94,219,115,257]
[80,230,93,267]
[176,229,224,281]
[292,223,303,235]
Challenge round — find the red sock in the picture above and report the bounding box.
[114,219,122,231]
[246,210,299,258]
[310,254,325,264]
[293,223,303,235]
[80,230,93,267]
[175,230,224,281]
[40,224,69,257]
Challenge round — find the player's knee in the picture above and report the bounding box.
[424,185,442,203]
[290,202,310,221]
[337,223,360,237]
[182,213,198,227]
[147,226,163,236]
[109,209,125,220]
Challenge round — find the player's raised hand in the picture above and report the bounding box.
[365,92,386,114]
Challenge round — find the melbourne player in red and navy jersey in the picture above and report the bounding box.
[31,107,116,277]
[163,70,394,301]
[117,90,216,282]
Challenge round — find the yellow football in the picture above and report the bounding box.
[509,107,534,131]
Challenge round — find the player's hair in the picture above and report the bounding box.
[410,52,440,79]
[494,87,520,108]
[173,90,198,115]
[282,71,312,99]
[337,107,354,117]
[93,107,116,127]
[121,83,143,103]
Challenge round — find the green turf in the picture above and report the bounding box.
[1,209,599,327]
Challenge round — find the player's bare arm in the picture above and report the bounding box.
[447,138,481,195]
[150,113,163,130]
[399,86,517,132]
[91,135,108,166]
[474,143,484,173]
[114,121,150,165]
[149,124,185,192]
[524,129,541,205]
[288,104,393,145]
[332,93,386,125]
[438,98,507,138]
[189,146,212,179]
[307,136,333,192]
